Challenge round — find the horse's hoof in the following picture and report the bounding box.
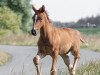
[70,70,75,75]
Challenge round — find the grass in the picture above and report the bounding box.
[77,28,100,52]
[0,33,38,46]
[0,51,12,66]
[77,28,100,35]
[76,61,100,75]
[81,34,100,52]
[58,61,100,75]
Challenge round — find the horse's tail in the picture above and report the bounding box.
[75,29,88,46]
[80,37,89,46]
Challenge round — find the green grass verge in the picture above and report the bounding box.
[57,61,100,75]
[0,51,12,66]
[77,28,100,52]
[77,28,100,35]
[76,61,100,75]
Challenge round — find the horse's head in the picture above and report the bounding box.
[31,5,46,36]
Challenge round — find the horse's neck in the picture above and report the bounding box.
[40,21,53,41]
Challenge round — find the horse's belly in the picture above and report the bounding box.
[59,43,72,54]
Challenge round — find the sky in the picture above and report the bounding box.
[30,0,100,22]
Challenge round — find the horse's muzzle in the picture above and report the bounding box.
[31,29,36,36]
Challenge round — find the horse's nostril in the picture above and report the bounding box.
[31,29,36,36]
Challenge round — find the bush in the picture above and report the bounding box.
[0,6,21,33]
[0,0,32,32]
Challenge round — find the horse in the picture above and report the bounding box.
[31,5,85,75]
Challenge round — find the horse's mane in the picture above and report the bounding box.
[44,10,51,23]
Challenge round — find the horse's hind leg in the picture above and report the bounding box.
[71,49,80,75]
[60,54,73,73]
[33,52,45,75]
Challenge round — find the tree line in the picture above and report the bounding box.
[53,15,100,28]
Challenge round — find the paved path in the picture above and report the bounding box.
[0,45,100,75]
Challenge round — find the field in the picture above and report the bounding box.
[77,28,100,35]
[0,33,38,46]
[77,28,100,52]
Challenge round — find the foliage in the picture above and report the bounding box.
[0,0,32,32]
[0,6,21,33]
[7,0,32,32]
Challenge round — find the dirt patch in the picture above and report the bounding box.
[0,51,12,66]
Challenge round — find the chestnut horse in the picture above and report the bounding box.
[31,5,85,75]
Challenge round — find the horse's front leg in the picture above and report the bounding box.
[51,51,58,75]
[33,51,45,75]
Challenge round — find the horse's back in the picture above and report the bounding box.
[54,27,81,42]
[53,27,81,54]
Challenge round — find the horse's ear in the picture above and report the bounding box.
[39,5,45,12]
[32,5,37,12]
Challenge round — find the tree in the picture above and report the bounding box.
[0,0,32,32]
[0,6,21,33]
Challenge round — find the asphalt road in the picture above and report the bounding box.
[0,45,100,75]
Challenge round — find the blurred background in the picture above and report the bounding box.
[0,0,100,46]
[0,0,100,75]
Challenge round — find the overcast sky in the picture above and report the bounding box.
[30,0,100,22]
